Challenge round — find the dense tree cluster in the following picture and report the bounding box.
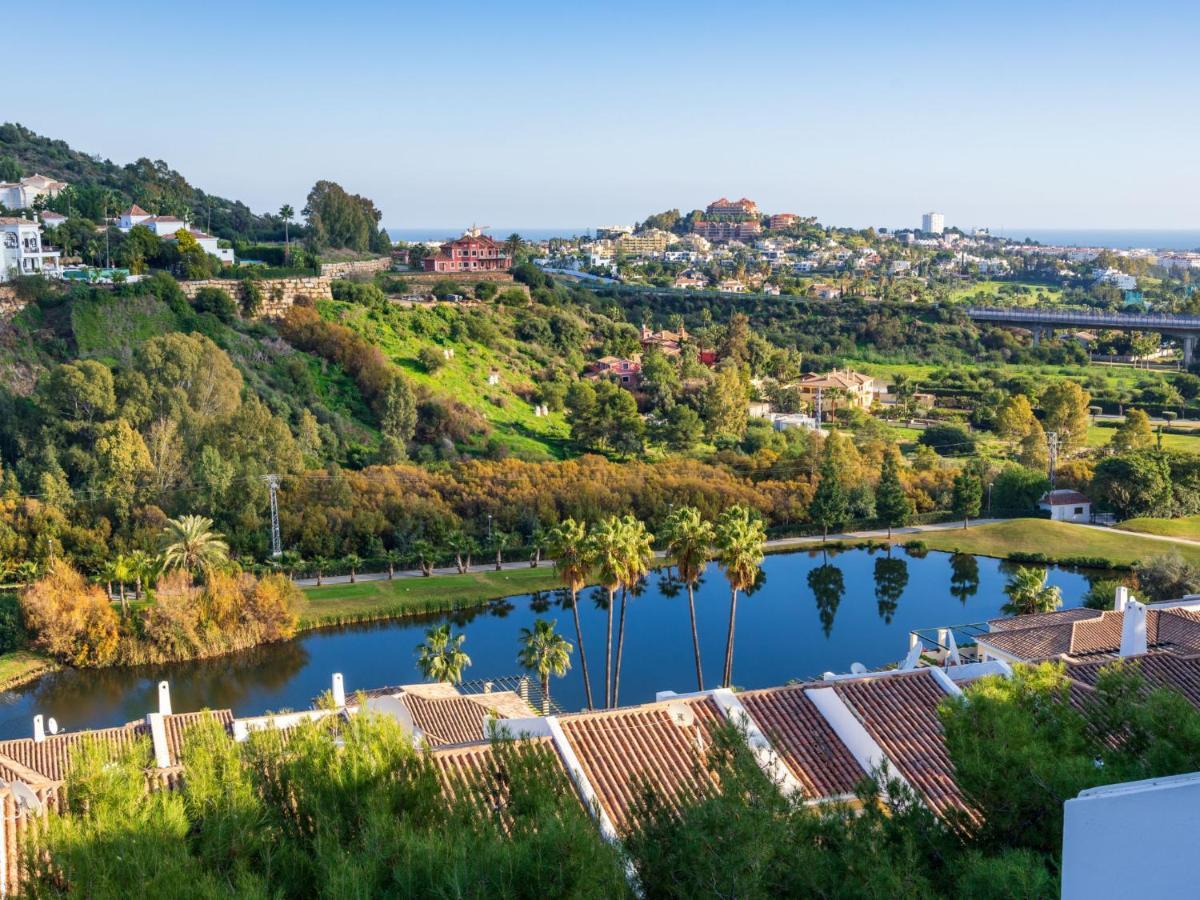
[303,180,390,253]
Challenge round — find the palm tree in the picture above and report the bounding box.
[663,507,714,692]
[415,624,472,684]
[111,554,132,613]
[517,618,572,712]
[15,560,40,588]
[504,233,523,263]
[714,506,766,688]
[343,553,363,584]
[1002,567,1063,616]
[491,530,512,571]
[549,518,595,709]
[279,204,294,261]
[587,516,625,708]
[312,556,329,587]
[410,540,436,577]
[160,515,229,577]
[528,524,548,568]
[126,550,155,603]
[382,549,403,580]
[612,515,654,707]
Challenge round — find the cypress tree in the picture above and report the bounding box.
[874,447,914,539]
[809,436,848,541]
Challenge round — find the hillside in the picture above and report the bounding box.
[0,122,283,242]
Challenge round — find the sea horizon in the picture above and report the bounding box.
[389,225,1200,251]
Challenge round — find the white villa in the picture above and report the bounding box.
[116,205,234,264]
[0,174,68,210]
[1,217,61,282]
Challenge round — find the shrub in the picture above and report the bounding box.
[918,423,976,456]
[20,560,119,666]
[498,287,528,306]
[418,345,446,373]
[239,279,263,317]
[474,281,498,300]
[192,286,236,323]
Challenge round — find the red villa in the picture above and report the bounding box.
[423,229,511,273]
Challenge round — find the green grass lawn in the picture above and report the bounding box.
[1117,516,1200,542]
[943,280,1064,305]
[298,566,563,627]
[908,518,1200,567]
[1087,423,1200,453]
[0,651,57,690]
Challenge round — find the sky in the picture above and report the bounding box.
[12,0,1200,230]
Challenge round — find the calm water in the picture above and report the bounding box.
[992,228,1200,250]
[0,548,1093,740]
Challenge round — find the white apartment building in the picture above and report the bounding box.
[0,174,68,210]
[1093,267,1137,291]
[921,211,945,234]
[1,217,61,282]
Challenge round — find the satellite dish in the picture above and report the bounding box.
[46,717,58,735]
[667,701,696,728]
[11,780,42,814]
[850,662,867,675]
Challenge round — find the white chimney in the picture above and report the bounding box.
[158,681,172,716]
[332,673,346,707]
[1114,586,1130,613]
[1119,599,1148,658]
[32,715,45,743]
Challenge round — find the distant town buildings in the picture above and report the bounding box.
[423,229,511,274]
[1093,267,1137,291]
[693,197,763,243]
[1,217,61,282]
[921,212,945,234]
[0,174,68,211]
[768,213,799,230]
[616,229,671,256]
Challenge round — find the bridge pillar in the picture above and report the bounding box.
[1031,326,1043,346]
[1184,335,1197,368]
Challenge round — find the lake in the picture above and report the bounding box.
[0,548,1094,740]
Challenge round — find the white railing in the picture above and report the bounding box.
[966,306,1200,329]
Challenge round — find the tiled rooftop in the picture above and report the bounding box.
[738,684,866,799]
[979,607,1200,662]
[557,697,725,833]
[831,671,975,821]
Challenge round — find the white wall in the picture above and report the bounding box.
[1062,771,1200,899]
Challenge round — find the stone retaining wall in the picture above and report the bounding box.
[177,276,332,316]
[392,271,517,288]
[319,257,393,278]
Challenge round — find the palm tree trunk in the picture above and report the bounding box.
[350,567,357,584]
[317,570,323,587]
[613,586,629,708]
[569,587,594,709]
[723,587,739,687]
[388,563,394,580]
[542,675,551,713]
[687,583,704,691]
[604,587,615,708]
[495,548,502,571]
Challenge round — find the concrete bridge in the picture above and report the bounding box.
[965,306,1200,365]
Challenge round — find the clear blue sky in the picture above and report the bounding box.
[14,0,1199,230]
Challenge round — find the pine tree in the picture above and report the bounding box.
[874,448,913,539]
[809,436,848,540]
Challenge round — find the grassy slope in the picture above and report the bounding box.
[943,280,1064,304]
[910,518,1200,567]
[298,567,562,627]
[1087,423,1200,453]
[1118,516,1200,542]
[328,301,570,460]
[0,651,57,690]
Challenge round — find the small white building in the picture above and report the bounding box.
[0,174,68,210]
[1,217,61,282]
[39,210,67,229]
[1039,489,1091,523]
[117,206,234,264]
[921,211,945,234]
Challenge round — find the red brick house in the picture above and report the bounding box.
[586,355,642,389]
[423,232,511,273]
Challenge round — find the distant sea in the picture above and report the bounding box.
[387,227,591,243]
[991,229,1200,251]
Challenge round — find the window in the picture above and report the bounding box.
[1074,507,1084,515]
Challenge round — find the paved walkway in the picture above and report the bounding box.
[294,519,1007,588]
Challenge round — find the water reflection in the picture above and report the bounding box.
[0,549,1096,739]
[950,553,981,605]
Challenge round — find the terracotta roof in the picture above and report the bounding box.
[980,607,1200,662]
[832,671,975,821]
[402,692,531,747]
[1068,651,1200,709]
[0,709,233,783]
[987,608,1101,633]
[122,204,150,217]
[431,736,578,818]
[557,697,724,833]
[0,217,38,227]
[738,684,866,799]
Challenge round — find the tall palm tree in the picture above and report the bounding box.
[612,515,654,707]
[279,203,294,261]
[343,553,363,583]
[663,507,715,692]
[112,554,131,612]
[517,618,572,712]
[126,550,155,603]
[415,624,472,684]
[587,516,625,708]
[382,549,403,580]
[312,556,329,587]
[548,518,595,709]
[159,515,229,577]
[714,506,766,688]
